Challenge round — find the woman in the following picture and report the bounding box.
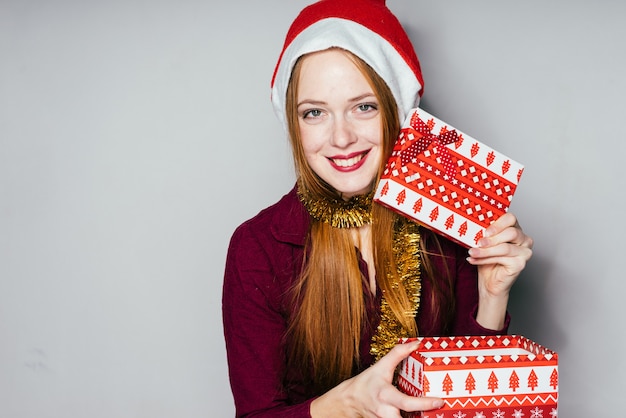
[222,1,533,417]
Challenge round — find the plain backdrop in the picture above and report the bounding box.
[1,0,625,416]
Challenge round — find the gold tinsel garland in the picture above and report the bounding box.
[297,186,374,228]
[296,185,422,362]
[369,218,422,362]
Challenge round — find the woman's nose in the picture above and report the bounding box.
[329,117,357,148]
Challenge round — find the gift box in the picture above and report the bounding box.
[397,335,558,418]
[374,108,524,248]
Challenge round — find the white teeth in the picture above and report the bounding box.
[333,154,363,167]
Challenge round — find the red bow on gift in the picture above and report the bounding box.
[400,113,459,180]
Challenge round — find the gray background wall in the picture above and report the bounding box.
[1,0,623,416]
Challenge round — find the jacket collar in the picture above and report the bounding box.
[269,185,310,247]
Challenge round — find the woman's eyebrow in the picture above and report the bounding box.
[297,93,376,108]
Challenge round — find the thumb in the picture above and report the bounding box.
[377,339,420,369]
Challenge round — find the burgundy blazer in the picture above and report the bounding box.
[222,186,509,417]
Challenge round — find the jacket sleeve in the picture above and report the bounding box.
[222,222,313,418]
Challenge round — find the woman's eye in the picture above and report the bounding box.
[302,109,322,119]
[357,103,377,112]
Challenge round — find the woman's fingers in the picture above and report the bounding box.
[468,212,533,268]
[378,342,445,413]
[395,392,445,413]
[480,213,532,248]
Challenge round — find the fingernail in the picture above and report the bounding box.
[433,399,445,408]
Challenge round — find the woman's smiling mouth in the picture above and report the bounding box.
[329,150,370,171]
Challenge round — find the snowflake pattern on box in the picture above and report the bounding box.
[374,108,524,248]
[398,335,558,418]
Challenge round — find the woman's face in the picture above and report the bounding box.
[296,49,383,199]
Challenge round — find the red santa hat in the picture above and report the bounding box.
[271,0,424,129]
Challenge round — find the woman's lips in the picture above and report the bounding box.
[328,150,370,172]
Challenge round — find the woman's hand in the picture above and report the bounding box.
[311,341,444,417]
[466,212,533,329]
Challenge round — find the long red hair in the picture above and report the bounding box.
[284,48,453,395]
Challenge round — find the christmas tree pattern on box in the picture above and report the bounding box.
[398,335,558,418]
[374,107,524,248]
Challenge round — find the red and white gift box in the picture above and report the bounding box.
[398,335,559,418]
[374,108,524,248]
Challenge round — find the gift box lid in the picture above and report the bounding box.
[375,107,525,248]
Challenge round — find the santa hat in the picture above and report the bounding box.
[271,0,424,130]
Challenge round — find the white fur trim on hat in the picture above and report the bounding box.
[271,18,422,131]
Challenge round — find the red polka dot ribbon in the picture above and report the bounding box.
[400,113,459,180]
